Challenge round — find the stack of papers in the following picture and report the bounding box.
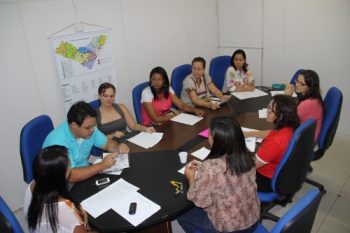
[191,147,210,160]
[241,127,263,143]
[231,88,268,100]
[81,178,161,226]
[93,153,130,175]
[127,132,163,149]
[171,113,203,125]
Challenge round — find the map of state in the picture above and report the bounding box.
[55,35,107,69]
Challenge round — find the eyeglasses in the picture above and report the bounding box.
[295,80,307,86]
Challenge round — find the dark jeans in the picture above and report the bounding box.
[177,207,258,233]
[256,172,273,192]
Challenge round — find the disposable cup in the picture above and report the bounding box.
[178,151,188,164]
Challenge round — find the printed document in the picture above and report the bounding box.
[231,88,268,100]
[191,147,210,160]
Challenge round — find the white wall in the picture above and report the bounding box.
[0,0,218,210]
[263,0,350,134]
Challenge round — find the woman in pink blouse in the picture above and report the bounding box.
[141,66,204,126]
[285,70,324,142]
[178,117,260,233]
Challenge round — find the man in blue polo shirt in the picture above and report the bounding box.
[43,101,129,182]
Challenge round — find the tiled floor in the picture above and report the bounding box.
[15,134,350,233]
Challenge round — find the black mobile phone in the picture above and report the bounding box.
[95,177,110,186]
[129,202,137,215]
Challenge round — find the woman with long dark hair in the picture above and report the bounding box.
[24,145,92,233]
[141,66,204,126]
[178,116,260,233]
[245,95,300,192]
[222,49,255,92]
[285,69,324,142]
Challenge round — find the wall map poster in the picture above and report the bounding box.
[50,29,117,112]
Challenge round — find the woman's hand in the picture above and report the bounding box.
[220,94,231,102]
[209,101,220,110]
[184,163,196,181]
[284,84,295,96]
[114,131,125,138]
[193,108,205,116]
[118,143,129,154]
[144,126,156,133]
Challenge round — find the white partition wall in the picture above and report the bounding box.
[217,0,263,85]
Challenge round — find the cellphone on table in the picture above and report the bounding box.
[129,202,137,215]
[95,177,110,186]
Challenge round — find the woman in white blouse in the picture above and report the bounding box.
[222,49,255,93]
[24,146,93,233]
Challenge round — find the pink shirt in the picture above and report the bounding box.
[141,86,175,126]
[298,98,323,142]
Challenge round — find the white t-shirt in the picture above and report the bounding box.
[24,183,82,233]
[141,86,175,103]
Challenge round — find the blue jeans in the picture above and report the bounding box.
[177,207,258,233]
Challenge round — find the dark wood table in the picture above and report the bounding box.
[70,94,273,233]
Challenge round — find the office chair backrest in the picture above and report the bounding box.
[132,82,149,124]
[209,55,231,90]
[171,64,192,97]
[89,99,101,110]
[88,100,103,157]
[272,119,316,195]
[20,115,54,184]
[270,189,322,233]
[0,196,24,233]
[289,69,303,85]
[313,87,343,161]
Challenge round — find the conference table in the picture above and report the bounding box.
[69,92,273,233]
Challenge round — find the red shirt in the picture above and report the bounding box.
[256,127,294,179]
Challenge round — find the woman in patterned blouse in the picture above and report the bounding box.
[178,116,260,233]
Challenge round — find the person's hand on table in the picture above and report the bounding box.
[101,153,117,169]
[220,94,231,102]
[194,108,205,116]
[209,101,220,110]
[114,131,125,138]
[118,143,129,154]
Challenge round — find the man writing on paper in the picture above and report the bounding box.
[43,101,129,182]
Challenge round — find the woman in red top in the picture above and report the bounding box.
[245,95,299,192]
[141,66,204,126]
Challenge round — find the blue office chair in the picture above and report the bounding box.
[132,82,149,124]
[289,69,303,85]
[0,196,24,233]
[20,115,54,184]
[259,119,316,221]
[305,87,343,193]
[254,188,322,233]
[209,55,231,90]
[88,100,104,157]
[171,64,192,97]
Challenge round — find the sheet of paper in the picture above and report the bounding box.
[170,113,203,125]
[258,108,268,118]
[81,178,140,218]
[231,88,268,100]
[112,191,161,227]
[245,137,257,152]
[94,153,130,175]
[191,147,210,160]
[241,127,258,132]
[127,132,163,149]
